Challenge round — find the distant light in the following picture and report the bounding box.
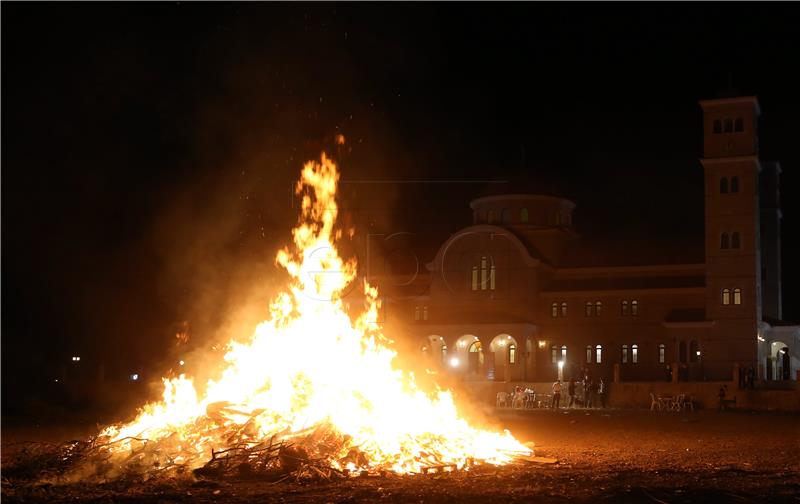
[538,340,547,349]
[130,373,139,381]
[71,356,81,362]
[449,357,460,367]
[179,360,185,366]
[558,361,565,369]
[54,379,59,383]
[696,351,701,356]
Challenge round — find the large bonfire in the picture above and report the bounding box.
[97,153,530,478]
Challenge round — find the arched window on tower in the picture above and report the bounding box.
[586,345,592,363]
[731,232,741,249]
[733,288,742,305]
[631,300,639,316]
[724,118,733,133]
[551,345,558,364]
[520,208,529,223]
[595,301,603,316]
[632,344,638,364]
[490,264,496,291]
[621,300,629,316]
[560,302,568,317]
[423,306,428,321]
[720,232,730,249]
[722,288,731,306]
[414,306,420,321]
[585,302,593,317]
[621,344,628,364]
[551,302,558,318]
[658,344,665,364]
[731,176,739,193]
[720,177,729,194]
[561,345,567,362]
[471,266,478,291]
[734,118,744,132]
[713,119,722,134]
[595,345,603,364]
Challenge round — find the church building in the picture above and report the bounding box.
[380,96,798,384]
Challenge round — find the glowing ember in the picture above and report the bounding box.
[99,153,531,475]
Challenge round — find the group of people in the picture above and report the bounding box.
[551,376,606,410]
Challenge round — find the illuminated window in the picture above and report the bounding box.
[631,300,638,316]
[552,345,558,364]
[508,344,517,364]
[490,264,496,291]
[520,208,529,222]
[595,345,603,364]
[586,345,592,363]
[471,266,478,291]
[731,176,739,193]
[414,306,420,321]
[423,306,428,321]
[733,288,742,305]
[713,119,722,134]
[658,344,665,364]
[731,232,740,249]
[560,302,567,317]
[724,118,733,133]
[561,345,567,362]
[469,341,484,365]
[632,344,638,364]
[585,302,593,317]
[720,177,729,194]
[480,256,487,290]
[595,301,603,317]
[621,301,629,316]
[722,288,731,306]
[621,344,628,364]
[551,302,558,317]
[720,232,730,249]
[734,118,743,132]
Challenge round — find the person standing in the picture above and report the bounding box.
[568,378,576,408]
[585,380,594,409]
[551,379,562,410]
[598,379,606,408]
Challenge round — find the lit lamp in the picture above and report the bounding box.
[449,357,460,368]
[538,340,547,349]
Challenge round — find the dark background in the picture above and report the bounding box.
[3,4,799,410]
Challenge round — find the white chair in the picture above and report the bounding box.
[682,395,695,412]
[672,394,685,412]
[496,391,508,408]
[650,392,661,411]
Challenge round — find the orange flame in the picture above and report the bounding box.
[101,153,530,474]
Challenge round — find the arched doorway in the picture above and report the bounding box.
[489,334,519,382]
[768,341,791,380]
[453,335,484,377]
[420,335,447,367]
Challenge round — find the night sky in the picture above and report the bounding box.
[3,4,799,400]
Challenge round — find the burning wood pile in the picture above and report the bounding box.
[4,151,532,486]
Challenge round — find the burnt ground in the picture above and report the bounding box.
[2,408,799,503]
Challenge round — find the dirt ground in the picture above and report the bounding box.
[2,408,799,503]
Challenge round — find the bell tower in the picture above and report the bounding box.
[699,96,762,374]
